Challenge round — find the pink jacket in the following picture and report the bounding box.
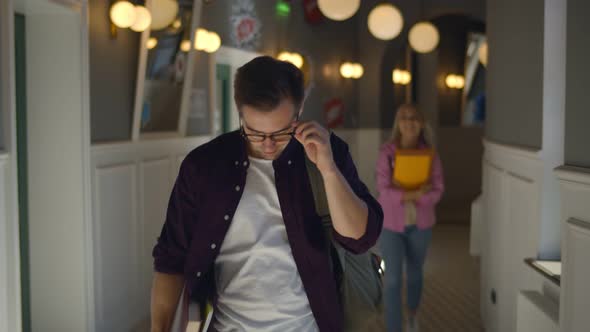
[376,142,445,233]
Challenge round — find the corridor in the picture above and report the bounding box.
[2,0,589,331]
[417,225,484,332]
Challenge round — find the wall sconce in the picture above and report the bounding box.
[340,62,363,79]
[110,1,152,38]
[194,28,221,53]
[318,0,360,21]
[368,3,403,40]
[409,21,440,53]
[278,51,304,69]
[172,18,182,29]
[146,37,158,49]
[110,1,136,29]
[150,0,179,30]
[180,40,191,52]
[392,69,411,85]
[445,74,465,89]
[130,5,152,32]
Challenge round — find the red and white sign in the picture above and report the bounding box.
[303,0,323,24]
[236,17,256,43]
[230,0,261,50]
[324,98,345,128]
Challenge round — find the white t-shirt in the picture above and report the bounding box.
[211,157,319,332]
[405,202,417,226]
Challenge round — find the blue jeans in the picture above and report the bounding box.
[379,226,432,332]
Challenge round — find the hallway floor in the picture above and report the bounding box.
[408,224,484,332]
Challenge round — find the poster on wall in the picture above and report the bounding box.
[324,98,345,129]
[230,0,262,50]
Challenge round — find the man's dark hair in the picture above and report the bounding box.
[234,56,304,112]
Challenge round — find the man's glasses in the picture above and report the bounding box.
[240,116,298,143]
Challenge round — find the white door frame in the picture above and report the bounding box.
[7,0,93,331]
[0,0,22,330]
[212,46,261,133]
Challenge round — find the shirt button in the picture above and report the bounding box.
[288,160,292,165]
[211,244,217,249]
[196,272,201,277]
[235,185,241,191]
[243,161,248,166]
[224,214,230,221]
[234,161,239,166]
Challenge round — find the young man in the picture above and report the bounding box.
[151,56,383,332]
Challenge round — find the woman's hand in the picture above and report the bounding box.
[402,183,432,202]
[419,183,432,194]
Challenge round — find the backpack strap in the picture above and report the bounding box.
[304,156,347,272]
[304,156,330,218]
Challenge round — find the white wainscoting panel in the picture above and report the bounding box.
[91,136,211,331]
[481,140,545,332]
[357,129,383,197]
[470,195,483,256]
[503,173,543,332]
[0,153,20,332]
[0,154,22,332]
[482,163,505,332]
[561,219,590,332]
[555,167,590,332]
[0,156,7,332]
[94,163,139,331]
[516,291,559,332]
[139,158,173,311]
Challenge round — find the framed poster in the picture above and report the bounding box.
[132,0,202,140]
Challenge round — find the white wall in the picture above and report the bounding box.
[538,0,566,260]
[0,1,13,153]
[332,128,383,196]
[480,140,545,332]
[556,167,590,332]
[0,0,22,330]
[20,0,92,330]
[478,1,568,331]
[0,154,21,332]
[0,155,9,332]
[90,136,211,331]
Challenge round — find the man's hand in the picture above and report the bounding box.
[293,122,369,239]
[293,121,336,176]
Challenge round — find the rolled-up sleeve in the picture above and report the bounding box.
[330,136,384,254]
[152,156,200,274]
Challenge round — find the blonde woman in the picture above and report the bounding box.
[376,104,445,332]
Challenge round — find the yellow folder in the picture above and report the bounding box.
[392,149,434,190]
